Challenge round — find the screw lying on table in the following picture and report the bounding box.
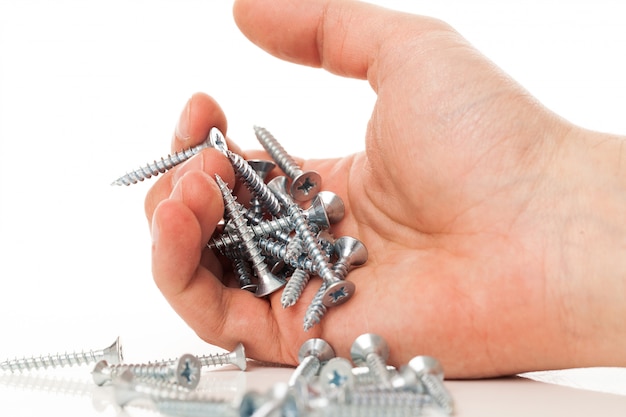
[0,337,123,373]
[288,338,335,387]
[111,126,224,186]
[197,342,247,371]
[254,125,322,202]
[92,353,201,390]
[406,355,454,415]
[350,333,393,389]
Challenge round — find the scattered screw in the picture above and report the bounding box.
[322,236,367,308]
[288,338,335,387]
[0,337,123,373]
[198,342,247,371]
[350,333,393,389]
[407,356,454,414]
[92,353,201,390]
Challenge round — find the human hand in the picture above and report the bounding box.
[145,0,626,378]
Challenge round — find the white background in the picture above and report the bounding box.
[0,1,625,415]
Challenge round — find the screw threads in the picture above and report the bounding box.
[303,283,328,331]
[421,375,454,414]
[365,353,393,388]
[112,141,209,186]
[289,205,335,283]
[281,268,311,308]
[1,350,99,372]
[197,352,232,368]
[254,125,300,179]
[226,150,283,217]
[346,390,431,408]
[217,176,266,273]
[289,355,321,387]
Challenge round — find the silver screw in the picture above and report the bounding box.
[113,369,245,417]
[0,336,123,373]
[288,338,335,387]
[198,342,247,371]
[91,353,201,390]
[111,126,224,186]
[268,176,349,305]
[315,191,345,224]
[407,356,454,415]
[318,357,355,401]
[254,125,322,202]
[303,282,329,332]
[322,236,367,308]
[215,174,286,297]
[350,333,393,389]
[247,159,277,220]
[280,268,311,308]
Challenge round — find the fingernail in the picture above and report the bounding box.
[175,98,191,141]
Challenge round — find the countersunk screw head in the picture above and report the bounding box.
[322,280,356,307]
[318,357,355,400]
[350,333,390,366]
[230,342,247,371]
[103,336,124,365]
[291,171,322,203]
[333,236,368,269]
[208,126,229,154]
[298,338,335,363]
[175,353,202,389]
[316,191,345,224]
[91,360,112,386]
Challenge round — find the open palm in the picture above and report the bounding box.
[145,0,626,378]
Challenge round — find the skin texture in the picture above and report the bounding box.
[144,0,626,378]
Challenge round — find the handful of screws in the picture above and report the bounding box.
[113,125,364,331]
[1,334,454,416]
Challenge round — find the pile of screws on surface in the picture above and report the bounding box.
[114,125,366,331]
[0,333,455,416]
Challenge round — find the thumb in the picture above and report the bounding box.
[232,0,443,88]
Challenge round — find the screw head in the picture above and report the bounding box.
[209,127,228,154]
[254,269,286,298]
[229,342,248,371]
[317,191,345,224]
[303,196,331,230]
[247,159,276,181]
[322,280,356,307]
[318,357,355,400]
[407,355,444,380]
[290,171,322,202]
[350,333,389,366]
[333,236,368,269]
[91,360,112,386]
[297,338,335,363]
[102,336,124,365]
[175,353,201,389]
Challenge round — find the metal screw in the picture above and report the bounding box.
[91,353,201,390]
[0,336,123,373]
[215,174,286,297]
[322,236,367,308]
[407,355,454,415]
[254,125,322,202]
[318,357,355,401]
[350,333,393,389]
[113,369,247,417]
[198,342,247,371]
[111,126,224,186]
[288,338,335,387]
[268,176,347,305]
[247,159,277,220]
[315,191,345,224]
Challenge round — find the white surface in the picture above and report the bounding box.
[0,0,625,415]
